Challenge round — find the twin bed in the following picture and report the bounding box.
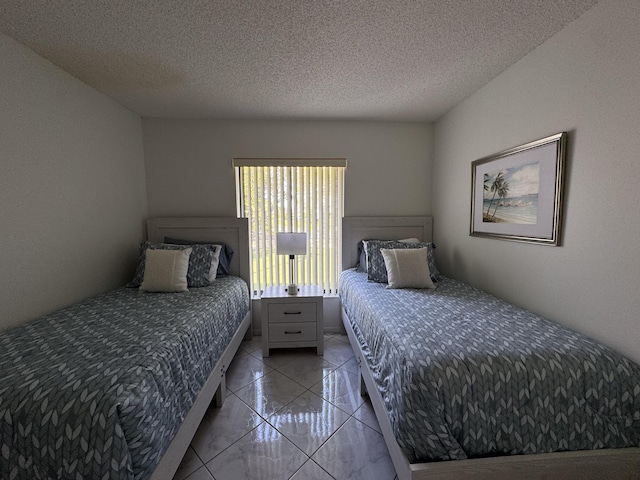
[340,216,640,480]
[3,215,639,480]
[0,217,252,480]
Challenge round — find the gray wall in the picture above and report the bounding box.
[142,119,433,218]
[0,33,148,330]
[433,0,640,363]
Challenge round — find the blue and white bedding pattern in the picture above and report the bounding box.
[0,276,250,480]
[339,269,640,463]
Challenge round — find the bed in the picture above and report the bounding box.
[0,217,252,480]
[339,216,640,480]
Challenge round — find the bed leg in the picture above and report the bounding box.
[243,324,253,341]
[214,374,226,407]
[359,369,368,397]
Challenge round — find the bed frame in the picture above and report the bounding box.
[341,216,640,480]
[146,217,252,480]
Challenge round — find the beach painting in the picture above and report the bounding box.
[470,132,567,245]
[482,162,539,224]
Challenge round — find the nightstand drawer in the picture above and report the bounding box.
[261,285,324,357]
[268,322,316,342]
[268,303,317,323]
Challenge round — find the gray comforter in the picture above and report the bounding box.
[339,269,640,463]
[0,276,249,480]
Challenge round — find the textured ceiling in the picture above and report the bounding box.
[1,0,598,121]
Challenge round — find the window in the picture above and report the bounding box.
[234,158,346,296]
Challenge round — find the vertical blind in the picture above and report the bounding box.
[234,158,346,296]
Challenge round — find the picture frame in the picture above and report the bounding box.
[470,132,567,245]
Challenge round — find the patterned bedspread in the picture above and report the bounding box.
[0,276,250,480]
[339,269,640,463]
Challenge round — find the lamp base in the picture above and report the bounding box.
[287,284,298,296]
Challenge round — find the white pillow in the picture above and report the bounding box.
[398,237,421,243]
[140,248,192,292]
[207,245,222,281]
[380,247,435,289]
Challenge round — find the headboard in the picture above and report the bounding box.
[342,216,433,271]
[146,217,250,286]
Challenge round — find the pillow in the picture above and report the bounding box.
[381,248,435,289]
[363,239,440,283]
[356,238,431,273]
[140,248,191,292]
[355,241,367,272]
[164,237,234,276]
[193,244,221,283]
[129,242,221,288]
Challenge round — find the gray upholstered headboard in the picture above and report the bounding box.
[341,216,433,271]
[146,217,250,285]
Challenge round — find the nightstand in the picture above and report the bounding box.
[261,285,324,357]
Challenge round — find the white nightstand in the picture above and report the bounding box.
[261,285,324,357]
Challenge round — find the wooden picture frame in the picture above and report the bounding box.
[470,132,567,245]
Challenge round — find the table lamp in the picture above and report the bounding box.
[276,232,307,295]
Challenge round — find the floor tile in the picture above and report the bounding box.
[172,446,202,480]
[183,466,215,480]
[250,346,308,369]
[191,393,263,463]
[174,331,399,480]
[204,422,308,480]
[268,390,350,455]
[309,368,365,414]
[239,336,263,355]
[225,351,273,392]
[312,417,396,480]
[340,355,360,375]
[322,337,356,367]
[290,459,336,480]
[332,334,351,345]
[235,370,307,418]
[353,398,382,434]
[276,354,337,388]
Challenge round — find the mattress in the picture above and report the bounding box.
[0,276,250,480]
[339,269,640,463]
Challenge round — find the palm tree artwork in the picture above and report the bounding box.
[490,177,510,220]
[472,134,561,239]
[483,172,510,222]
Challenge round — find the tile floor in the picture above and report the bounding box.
[172,334,398,480]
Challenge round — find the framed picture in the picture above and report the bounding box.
[470,132,567,245]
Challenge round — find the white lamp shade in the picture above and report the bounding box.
[277,232,307,255]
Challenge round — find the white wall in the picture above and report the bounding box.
[0,33,148,330]
[433,0,640,363]
[143,119,433,331]
[142,119,433,218]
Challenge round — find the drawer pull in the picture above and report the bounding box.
[284,330,302,334]
[284,311,302,315]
